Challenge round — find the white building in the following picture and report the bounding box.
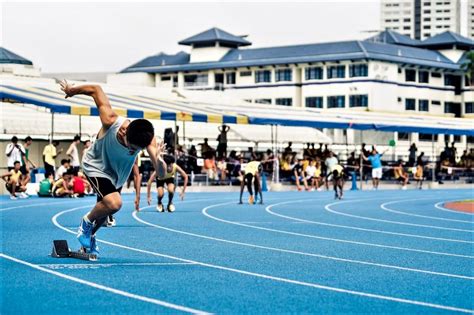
[468,0,474,39]
[381,0,461,40]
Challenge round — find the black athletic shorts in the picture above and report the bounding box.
[156,177,175,187]
[84,174,122,202]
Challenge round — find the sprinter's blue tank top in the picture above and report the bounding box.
[83,117,139,188]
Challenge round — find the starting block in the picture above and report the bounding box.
[51,240,97,261]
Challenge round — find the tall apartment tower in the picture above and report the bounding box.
[469,0,474,39]
[381,0,461,40]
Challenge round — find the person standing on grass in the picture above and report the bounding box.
[147,155,188,213]
[43,140,62,178]
[362,147,388,190]
[59,80,166,258]
[67,135,81,173]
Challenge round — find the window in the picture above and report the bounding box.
[404,26,411,30]
[275,69,292,82]
[466,102,474,114]
[255,99,272,104]
[398,132,409,141]
[327,65,345,79]
[226,72,236,85]
[432,100,441,105]
[305,97,323,108]
[327,96,345,108]
[184,74,208,87]
[349,64,368,77]
[305,67,323,80]
[419,71,429,83]
[431,72,442,78]
[240,71,252,77]
[405,69,416,82]
[349,95,368,107]
[398,67,402,74]
[423,25,431,29]
[161,76,171,81]
[255,70,271,83]
[419,99,429,112]
[453,135,461,142]
[444,74,457,86]
[404,18,411,22]
[405,98,416,110]
[423,2,430,5]
[419,133,438,141]
[275,98,292,106]
[424,10,431,13]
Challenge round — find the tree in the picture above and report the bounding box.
[460,50,474,87]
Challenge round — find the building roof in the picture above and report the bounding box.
[122,51,189,72]
[365,30,421,47]
[419,31,474,48]
[122,38,458,73]
[178,27,251,47]
[0,47,33,65]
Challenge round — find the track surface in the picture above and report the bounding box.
[1,189,473,314]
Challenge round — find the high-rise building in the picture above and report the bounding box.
[381,0,461,40]
[468,0,474,39]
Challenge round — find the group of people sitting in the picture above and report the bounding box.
[37,159,92,198]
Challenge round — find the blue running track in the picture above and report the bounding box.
[1,189,473,314]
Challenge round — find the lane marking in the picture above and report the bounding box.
[133,205,474,280]
[39,262,196,270]
[51,205,474,314]
[264,200,474,258]
[325,198,474,234]
[0,253,210,314]
[380,199,474,224]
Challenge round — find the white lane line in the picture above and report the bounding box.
[0,253,210,315]
[324,198,474,234]
[0,199,91,212]
[51,205,474,314]
[380,199,474,224]
[39,262,196,269]
[133,205,474,280]
[435,201,474,217]
[265,200,474,259]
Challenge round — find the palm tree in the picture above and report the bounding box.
[460,50,474,87]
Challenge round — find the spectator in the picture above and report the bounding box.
[217,157,228,184]
[217,124,230,159]
[292,159,308,191]
[449,142,457,165]
[408,143,417,167]
[303,143,311,158]
[1,161,28,199]
[43,140,62,177]
[417,152,425,167]
[38,172,54,197]
[313,143,323,159]
[305,159,317,191]
[5,136,26,172]
[67,135,81,173]
[394,160,408,190]
[346,151,359,171]
[325,151,339,173]
[362,147,388,190]
[204,155,217,181]
[413,164,424,189]
[72,169,86,197]
[284,142,293,155]
[460,150,469,167]
[52,170,74,198]
[56,159,70,180]
[243,147,257,161]
[82,139,92,157]
[199,138,213,157]
[323,144,331,159]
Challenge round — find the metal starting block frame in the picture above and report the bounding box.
[51,240,97,261]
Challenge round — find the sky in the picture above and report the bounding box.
[0,1,468,73]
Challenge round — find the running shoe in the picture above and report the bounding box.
[89,235,99,257]
[10,195,17,200]
[19,192,28,199]
[167,203,175,212]
[248,195,254,205]
[156,203,164,212]
[77,217,93,248]
[106,216,116,227]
